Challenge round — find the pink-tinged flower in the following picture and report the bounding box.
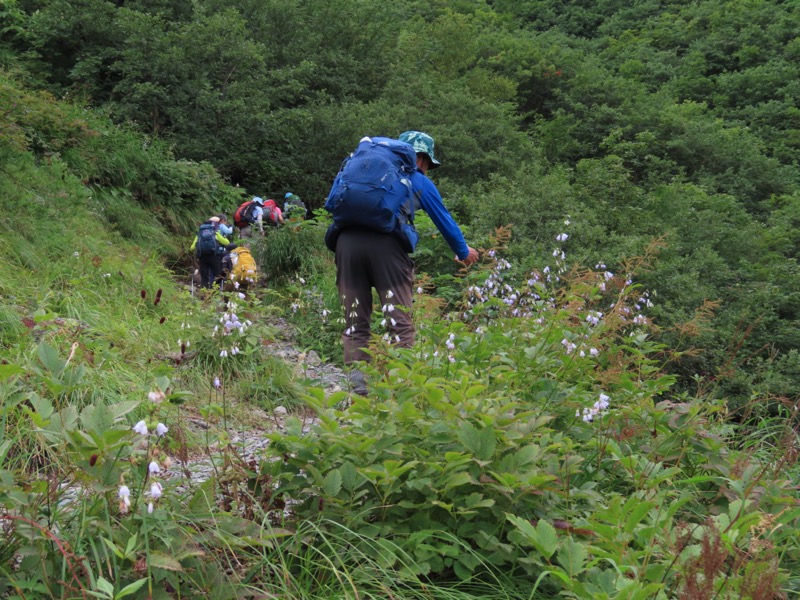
[147,502,154,514]
[386,290,394,299]
[118,485,131,505]
[214,377,221,389]
[150,482,163,499]
[148,461,161,475]
[132,420,148,436]
[556,233,569,242]
[148,390,165,404]
[155,423,169,437]
[590,348,599,356]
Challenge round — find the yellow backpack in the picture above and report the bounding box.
[231,247,258,284]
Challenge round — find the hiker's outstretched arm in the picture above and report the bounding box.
[412,172,470,260]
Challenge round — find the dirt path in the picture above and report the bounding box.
[165,317,347,487]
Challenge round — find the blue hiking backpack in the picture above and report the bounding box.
[196,223,218,257]
[325,136,417,233]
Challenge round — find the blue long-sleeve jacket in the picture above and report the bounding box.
[408,169,470,260]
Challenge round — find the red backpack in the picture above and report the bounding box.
[263,199,283,226]
[233,201,257,228]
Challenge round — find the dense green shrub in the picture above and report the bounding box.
[262,255,800,595]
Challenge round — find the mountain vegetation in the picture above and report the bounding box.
[2,0,800,597]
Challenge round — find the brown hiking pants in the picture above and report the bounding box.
[335,229,414,364]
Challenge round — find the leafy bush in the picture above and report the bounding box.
[250,218,330,284]
[261,253,800,596]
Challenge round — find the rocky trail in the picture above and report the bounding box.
[164,317,347,488]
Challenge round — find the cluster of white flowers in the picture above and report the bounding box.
[132,420,169,437]
[464,256,550,320]
[344,296,358,336]
[378,290,405,345]
[211,299,252,358]
[577,393,610,423]
[121,391,170,514]
[585,311,603,327]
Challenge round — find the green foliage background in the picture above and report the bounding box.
[3,0,800,596]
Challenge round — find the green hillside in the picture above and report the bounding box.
[2,0,800,597]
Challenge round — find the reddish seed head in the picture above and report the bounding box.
[159,317,166,324]
[89,454,98,466]
[140,289,146,299]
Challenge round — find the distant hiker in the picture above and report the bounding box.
[220,243,238,283]
[283,192,307,220]
[190,216,230,289]
[216,214,234,240]
[230,244,258,289]
[221,243,258,290]
[325,131,478,395]
[263,198,286,227]
[235,197,284,237]
[234,197,264,237]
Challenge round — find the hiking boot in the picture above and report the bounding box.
[347,369,368,396]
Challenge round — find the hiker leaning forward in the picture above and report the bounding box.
[190,216,230,289]
[332,130,479,394]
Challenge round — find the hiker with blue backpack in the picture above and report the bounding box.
[325,131,479,394]
[190,216,230,289]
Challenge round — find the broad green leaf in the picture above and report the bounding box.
[515,445,540,467]
[101,537,124,559]
[96,577,115,597]
[322,469,342,496]
[28,394,54,420]
[148,552,184,572]
[115,578,149,599]
[507,514,559,558]
[340,461,361,492]
[0,364,24,380]
[557,538,587,576]
[533,519,560,558]
[459,422,496,461]
[124,534,138,557]
[624,501,654,534]
[37,342,65,376]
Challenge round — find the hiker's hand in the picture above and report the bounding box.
[456,246,479,267]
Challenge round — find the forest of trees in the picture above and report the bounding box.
[5,1,800,598]
[4,0,800,408]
